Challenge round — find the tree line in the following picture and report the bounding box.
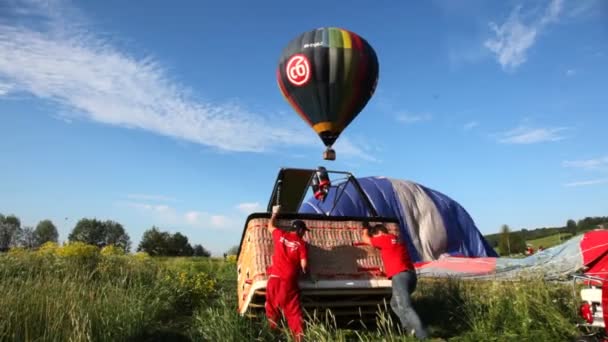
[0,213,211,257]
[485,216,608,256]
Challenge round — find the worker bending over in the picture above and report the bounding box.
[361,223,428,340]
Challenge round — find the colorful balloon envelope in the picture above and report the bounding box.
[277,27,379,160]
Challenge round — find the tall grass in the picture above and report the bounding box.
[188,274,581,341]
[1,246,582,341]
[0,244,221,341]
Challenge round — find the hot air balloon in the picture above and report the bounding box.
[277,27,379,160]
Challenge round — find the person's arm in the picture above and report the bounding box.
[300,258,307,274]
[361,226,372,245]
[300,242,308,274]
[267,205,280,234]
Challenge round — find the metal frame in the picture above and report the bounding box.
[570,273,606,338]
[266,167,379,217]
[239,279,392,315]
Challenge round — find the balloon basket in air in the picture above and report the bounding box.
[323,148,336,161]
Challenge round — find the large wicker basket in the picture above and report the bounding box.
[237,214,401,315]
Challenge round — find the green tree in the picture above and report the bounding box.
[3,214,20,227]
[68,218,131,252]
[168,232,193,256]
[225,245,239,256]
[0,214,22,252]
[509,233,527,254]
[103,220,132,252]
[498,224,511,256]
[138,227,198,256]
[34,219,59,247]
[19,227,36,249]
[566,219,577,235]
[193,244,211,257]
[137,227,170,256]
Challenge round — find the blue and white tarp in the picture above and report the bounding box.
[299,176,498,263]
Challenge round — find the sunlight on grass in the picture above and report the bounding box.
[0,246,582,341]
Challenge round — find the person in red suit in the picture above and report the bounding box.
[265,205,309,341]
[361,223,428,340]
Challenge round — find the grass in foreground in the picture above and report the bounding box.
[0,244,583,341]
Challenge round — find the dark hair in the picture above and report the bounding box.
[291,220,308,235]
[367,224,388,236]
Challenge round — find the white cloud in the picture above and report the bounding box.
[210,215,229,228]
[154,204,171,213]
[484,0,563,71]
[464,121,479,130]
[332,137,379,163]
[565,69,576,76]
[563,178,608,187]
[542,0,564,25]
[0,0,323,154]
[562,156,608,170]
[568,0,601,18]
[127,194,177,202]
[396,112,432,124]
[184,211,201,224]
[497,125,568,144]
[121,201,173,213]
[236,202,262,214]
[117,201,234,229]
[0,81,13,96]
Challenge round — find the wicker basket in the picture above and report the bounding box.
[237,216,401,313]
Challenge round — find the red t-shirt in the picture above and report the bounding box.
[268,229,308,280]
[370,233,414,278]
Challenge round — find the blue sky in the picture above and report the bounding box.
[1,0,606,255]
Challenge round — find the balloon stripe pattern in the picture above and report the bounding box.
[299,176,498,263]
[277,27,379,147]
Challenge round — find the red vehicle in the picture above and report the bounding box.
[573,274,607,342]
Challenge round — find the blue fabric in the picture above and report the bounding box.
[298,177,421,261]
[418,184,496,258]
[299,176,498,262]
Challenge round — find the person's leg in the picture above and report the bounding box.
[391,271,428,339]
[390,275,411,331]
[282,280,304,341]
[264,277,281,330]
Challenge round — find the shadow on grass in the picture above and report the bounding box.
[414,278,469,339]
[129,328,192,342]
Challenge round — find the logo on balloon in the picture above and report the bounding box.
[286,54,311,86]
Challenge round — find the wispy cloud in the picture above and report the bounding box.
[236,202,262,214]
[0,81,13,96]
[484,0,563,71]
[126,194,177,202]
[210,215,229,228]
[562,156,608,170]
[184,211,232,228]
[464,121,479,130]
[563,178,608,187]
[121,201,172,213]
[333,137,380,163]
[565,69,576,76]
[497,125,569,144]
[396,112,432,124]
[117,201,234,229]
[0,0,326,154]
[568,0,601,18]
[184,211,201,224]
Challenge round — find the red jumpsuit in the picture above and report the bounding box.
[265,229,307,340]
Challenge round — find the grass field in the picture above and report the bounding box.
[527,233,573,250]
[0,242,584,341]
